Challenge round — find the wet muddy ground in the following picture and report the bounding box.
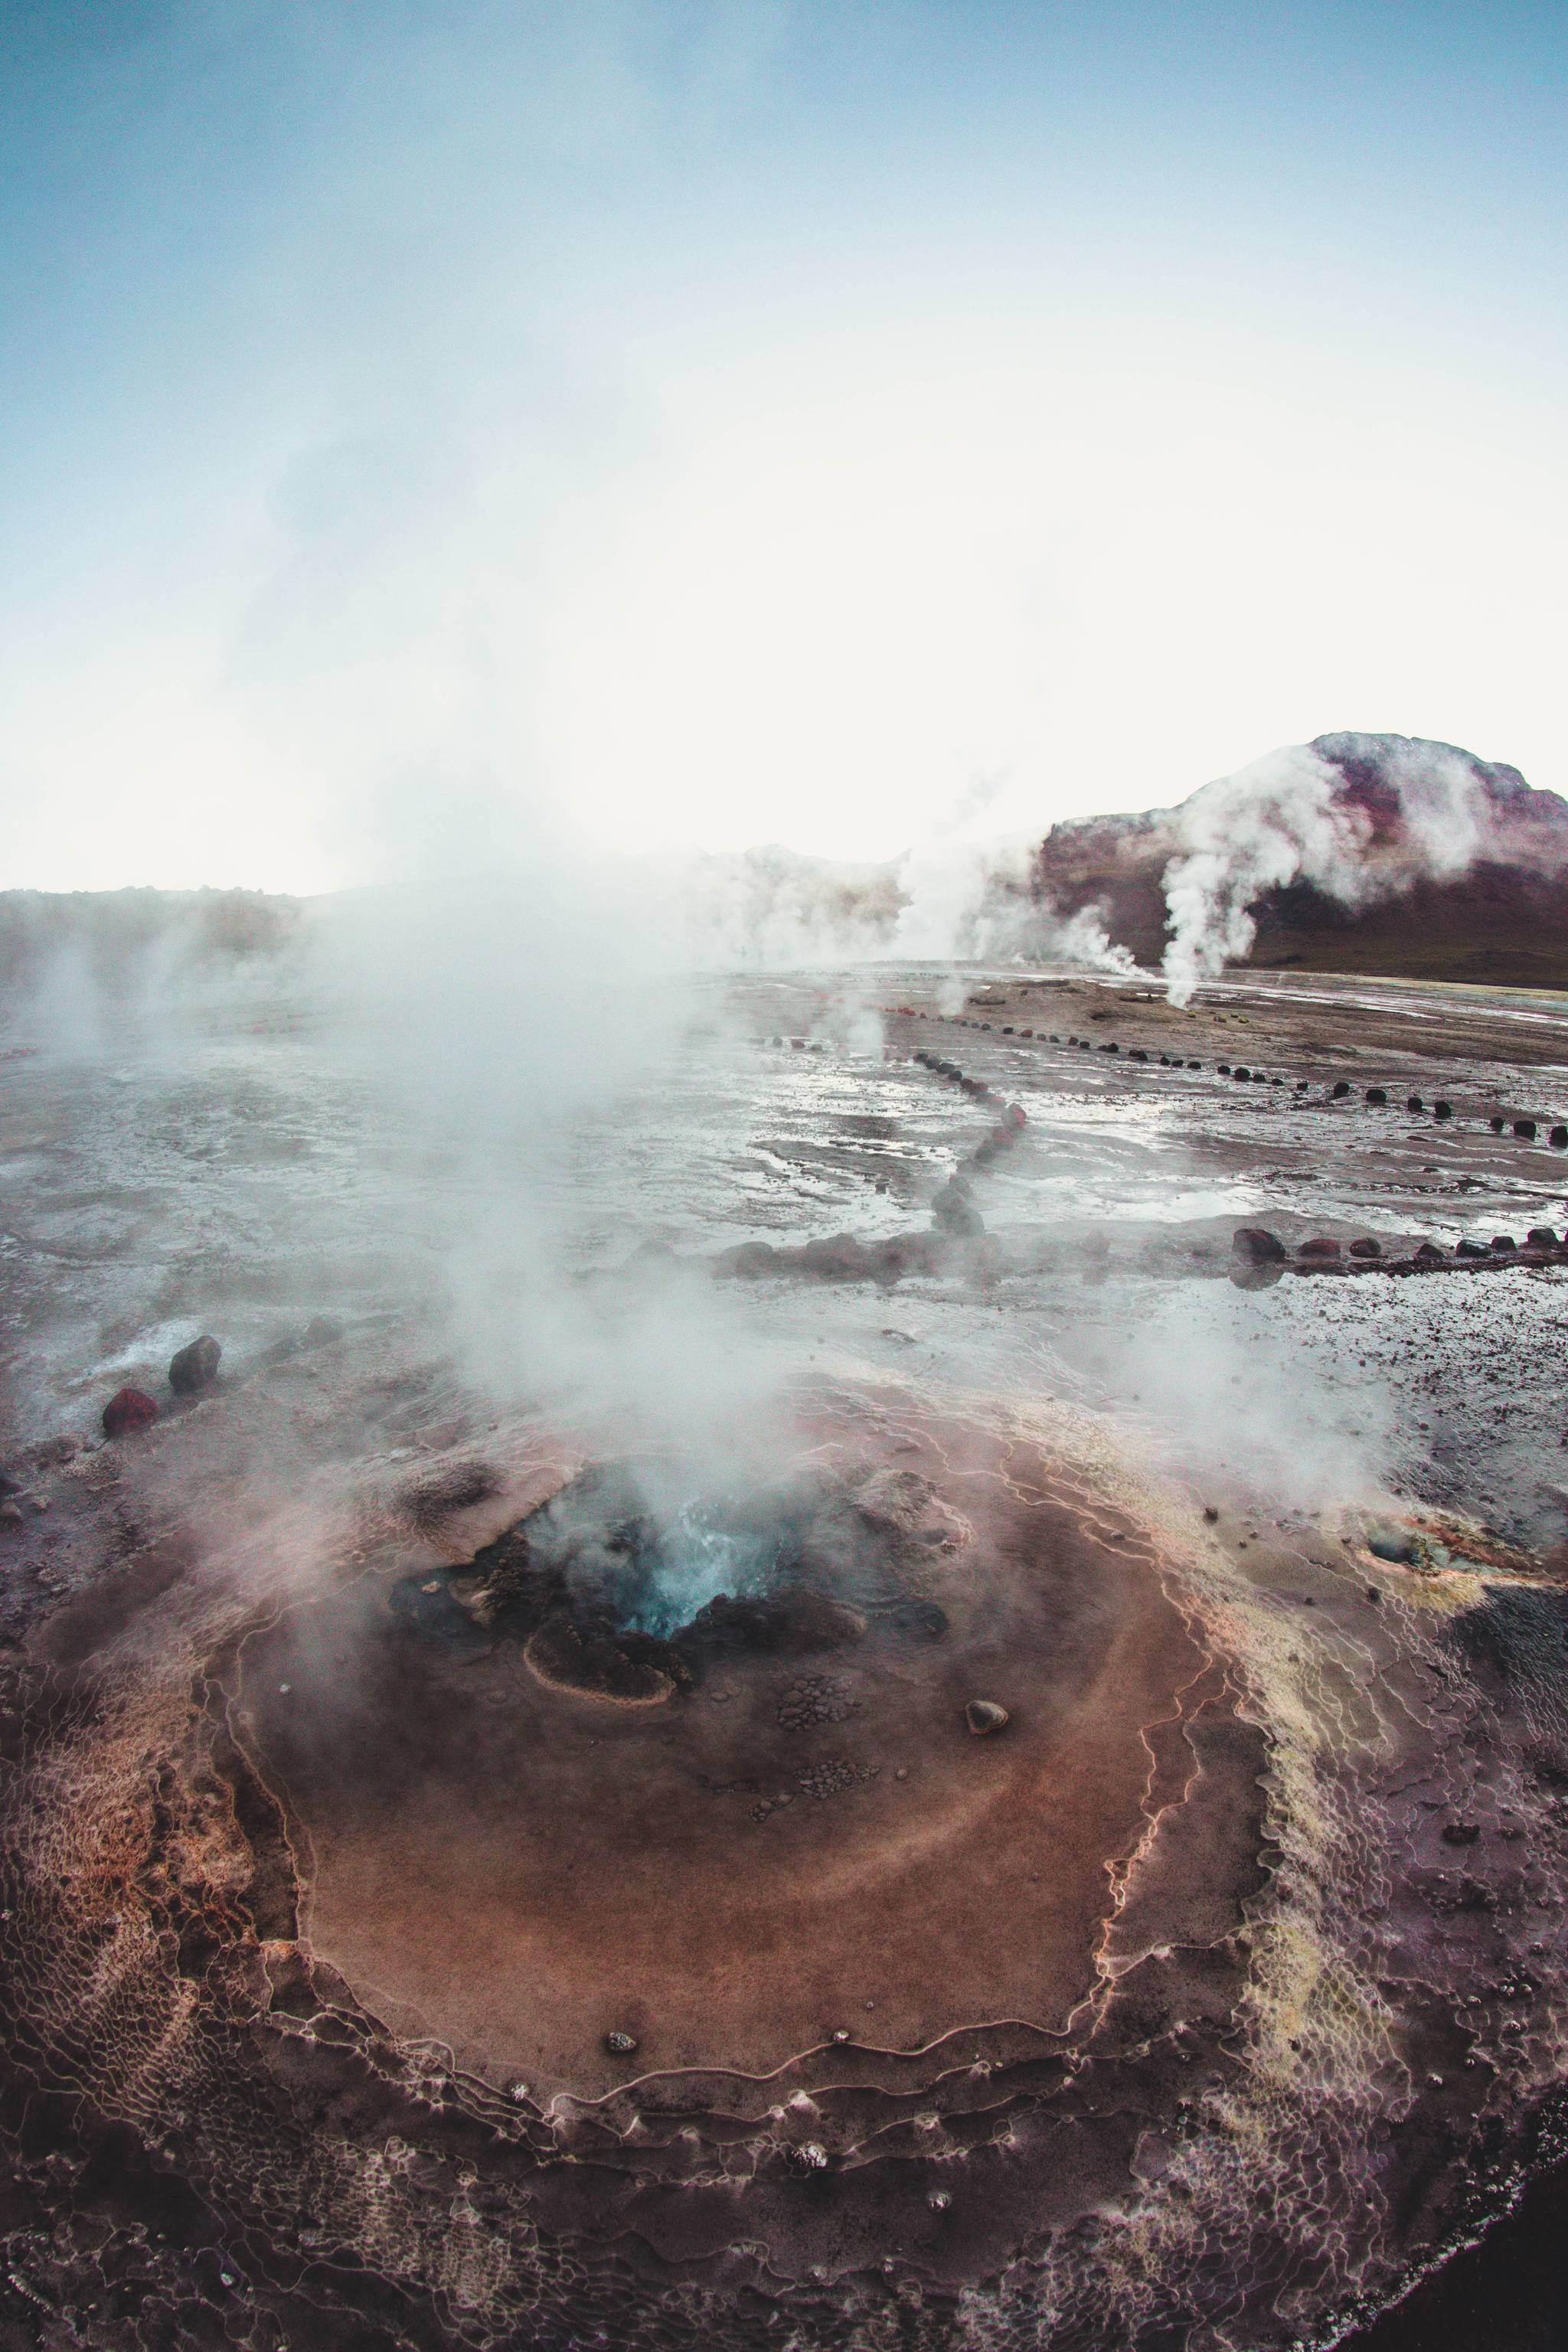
[3,961,1568,2349]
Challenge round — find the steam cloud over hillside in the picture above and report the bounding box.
[7,734,1567,1017]
[1032,731,1568,997]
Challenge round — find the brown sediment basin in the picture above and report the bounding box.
[229,1400,1217,2102]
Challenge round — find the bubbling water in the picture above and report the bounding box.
[517,1465,812,1641]
[616,1499,779,1636]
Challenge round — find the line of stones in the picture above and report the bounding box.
[890,1009,1568,1149]
[908,1050,1028,1236]
[897,1017,1568,1278]
[1234,1223,1568,1278]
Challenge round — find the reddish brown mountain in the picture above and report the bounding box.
[1031,733,1568,989]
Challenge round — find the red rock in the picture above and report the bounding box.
[102,1387,158,1439]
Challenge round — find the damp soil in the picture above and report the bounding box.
[5,962,1568,2349]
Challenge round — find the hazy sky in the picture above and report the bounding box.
[2,1,1565,891]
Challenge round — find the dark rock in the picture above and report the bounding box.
[1489,1115,1506,1132]
[0,1502,21,1529]
[964,1699,1010,1735]
[1527,1227,1560,1248]
[1552,1126,1568,1149]
[932,1180,985,1238]
[625,1232,677,1269]
[1413,1242,1447,1265]
[1406,1095,1424,1112]
[168,1334,221,1396]
[1491,1235,1517,1251]
[1300,1237,1342,1259]
[1441,1822,1481,1847]
[1365,1086,1387,1105]
[796,1235,875,1280]
[1331,1080,1351,1097]
[1348,1238,1382,1258]
[873,1233,944,1279]
[680,1585,866,1662]
[1102,1041,1119,1052]
[1187,1059,1201,1070]
[712,1241,778,1279]
[1513,1117,1538,1139]
[605,2030,639,2056]
[1433,1100,1453,1119]
[1233,1227,1287,1265]
[103,1387,158,1439]
[1233,1066,1251,1081]
[1456,1238,1487,1258]
[1218,1063,1232,1076]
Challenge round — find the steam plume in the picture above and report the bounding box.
[1158,737,1488,1004]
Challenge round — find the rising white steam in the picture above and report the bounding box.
[1158,737,1489,1004]
[681,837,1138,971]
[1055,903,1140,975]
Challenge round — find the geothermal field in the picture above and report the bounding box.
[3,953,1568,2350]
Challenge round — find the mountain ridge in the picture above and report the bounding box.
[1030,732,1568,991]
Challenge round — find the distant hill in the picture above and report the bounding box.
[1031,733,1568,992]
[0,886,305,994]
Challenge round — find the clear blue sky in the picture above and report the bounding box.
[2,1,1565,887]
